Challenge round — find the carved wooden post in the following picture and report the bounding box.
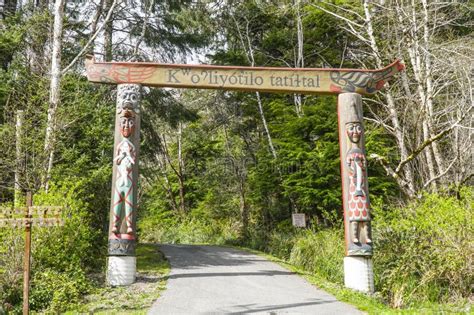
[338,93,374,293]
[107,84,141,286]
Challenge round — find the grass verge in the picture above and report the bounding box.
[65,243,170,315]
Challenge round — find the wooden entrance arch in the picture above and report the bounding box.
[85,56,404,292]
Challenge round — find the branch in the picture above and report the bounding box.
[61,0,119,75]
[130,0,154,60]
[422,156,458,189]
[395,106,473,175]
[369,153,415,198]
[311,4,364,28]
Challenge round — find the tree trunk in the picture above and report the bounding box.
[421,0,445,179]
[89,0,104,53]
[177,122,186,213]
[157,155,179,212]
[293,0,304,117]
[15,110,24,206]
[104,0,113,61]
[364,0,415,193]
[43,0,65,192]
[239,175,249,239]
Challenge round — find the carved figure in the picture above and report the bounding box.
[119,110,135,138]
[117,84,141,114]
[112,138,135,234]
[345,121,372,245]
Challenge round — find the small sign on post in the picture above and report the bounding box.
[0,192,64,315]
[292,213,306,228]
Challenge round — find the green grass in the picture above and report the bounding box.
[65,243,170,314]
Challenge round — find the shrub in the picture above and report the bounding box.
[373,188,473,308]
[0,180,106,313]
[0,232,23,313]
[30,269,91,312]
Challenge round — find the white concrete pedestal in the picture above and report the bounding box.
[107,256,136,286]
[344,256,374,293]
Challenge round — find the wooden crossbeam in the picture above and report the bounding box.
[0,206,63,218]
[85,56,405,95]
[29,206,63,217]
[0,207,28,217]
[0,204,64,228]
[0,218,64,228]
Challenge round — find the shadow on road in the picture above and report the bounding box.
[160,244,268,269]
[224,299,336,314]
[165,270,294,279]
[150,244,363,314]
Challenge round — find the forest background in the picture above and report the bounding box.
[0,0,472,313]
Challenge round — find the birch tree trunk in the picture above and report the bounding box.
[43,0,65,191]
[363,0,415,195]
[293,0,304,117]
[231,12,278,159]
[420,0,445,178]
[15,110,24,206]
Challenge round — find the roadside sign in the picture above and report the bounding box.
[292,213,306,228]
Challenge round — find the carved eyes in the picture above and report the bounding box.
[347,123,361,134]
[120,117,134,127]
[128,93,138,102]
[124,92,138,103]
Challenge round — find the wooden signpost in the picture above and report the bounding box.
[85,55,404,293]
[0,192,64,315]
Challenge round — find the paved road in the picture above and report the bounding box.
[149,244,362,314]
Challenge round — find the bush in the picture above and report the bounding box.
[0,180,106,313]
[0,231,23,313]
[373,188,473,308]
[30,269,91,312]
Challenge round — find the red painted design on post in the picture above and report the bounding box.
[109,64,157,83]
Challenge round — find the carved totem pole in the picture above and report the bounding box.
[338,93,373,292]
[107,84,141,286]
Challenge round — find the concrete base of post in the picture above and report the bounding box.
[344,256,374,293]
[107,256,136,286]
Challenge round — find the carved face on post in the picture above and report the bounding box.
[117,85,141,114]
[346,122,362,144]
[120,110,135,138]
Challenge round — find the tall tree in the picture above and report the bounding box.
[43,0,65,191]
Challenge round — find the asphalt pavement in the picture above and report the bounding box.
[148,244,363,314]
